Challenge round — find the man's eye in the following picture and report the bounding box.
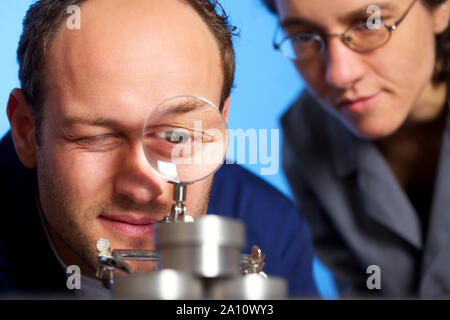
[164,130,191,144]
[151,130,192,144]
[151,129,214,144]
[74,134,119,146]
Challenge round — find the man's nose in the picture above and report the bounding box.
[114,143,164,204]
[325,37,366,90]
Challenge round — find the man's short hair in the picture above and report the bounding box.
[17,0,237,142]
[261,0,450,82]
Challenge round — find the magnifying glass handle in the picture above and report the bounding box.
[161,182,194,222]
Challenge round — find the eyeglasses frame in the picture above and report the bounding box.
[272,0,419,61]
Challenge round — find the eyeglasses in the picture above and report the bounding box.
[273,0,418,62]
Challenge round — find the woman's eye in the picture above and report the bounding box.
[360,16,391,29]
[293,33,316,43]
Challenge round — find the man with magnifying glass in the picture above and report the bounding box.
[1,0,317,298]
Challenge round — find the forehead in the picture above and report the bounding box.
[44,0,223,124]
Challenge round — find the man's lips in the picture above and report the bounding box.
[98,215,160,237]
[338,92,382,114]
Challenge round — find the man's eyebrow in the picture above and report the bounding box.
[62,116,121,128]
[280,2,394,30]
[161,100,209,116]
[62,101,213,127]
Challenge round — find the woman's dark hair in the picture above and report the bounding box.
[262,0,450,81]
[424,0,450,81]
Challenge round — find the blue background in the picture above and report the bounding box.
[0,0,337,298]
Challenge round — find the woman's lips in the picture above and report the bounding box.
[98,215,157,237]
[338,92,382,114]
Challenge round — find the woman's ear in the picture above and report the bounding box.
[7,88,37,168]
[221,97,230,123]
[432,1,450,34]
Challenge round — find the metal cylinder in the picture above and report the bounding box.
[113,269,203,299]
[173,183,187,202]
[156,215,245,278]
[207,274,288,300]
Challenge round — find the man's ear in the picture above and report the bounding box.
[7,88,37,168]
[221,97,230,123]
[432,1,450,34]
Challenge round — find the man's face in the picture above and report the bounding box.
[36,0,224,275]
[275,0,447,139]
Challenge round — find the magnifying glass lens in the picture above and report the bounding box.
[142,95,228,184]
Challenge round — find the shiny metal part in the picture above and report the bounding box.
[96,238,112,257]
[96,257,115,289]
[157,215,245,278]
[208,273,288,300]
[173,182,187,202]
[96,239,135,288]
[96,238,115,288]
[161,183,194,223]
[96,216,287,299]
[114,269,203,299]
[112,250,160,261]
[240,245,267,277]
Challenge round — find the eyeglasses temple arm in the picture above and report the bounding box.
[389,0,418,30]
[272,23,281,49]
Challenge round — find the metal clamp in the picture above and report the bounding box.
[240,245,267,277]
[162,182,194,223]
[96,239,269,287]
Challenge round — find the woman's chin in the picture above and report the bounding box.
[346,118,402,141]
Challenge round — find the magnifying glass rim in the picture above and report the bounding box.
[142,94,228,184]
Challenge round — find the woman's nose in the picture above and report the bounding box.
[325,36,366,90]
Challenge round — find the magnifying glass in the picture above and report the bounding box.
[142,95,228,222]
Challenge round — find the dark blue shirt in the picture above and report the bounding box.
[209,164,317,297]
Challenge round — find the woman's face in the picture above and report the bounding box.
[275,0,450,139]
